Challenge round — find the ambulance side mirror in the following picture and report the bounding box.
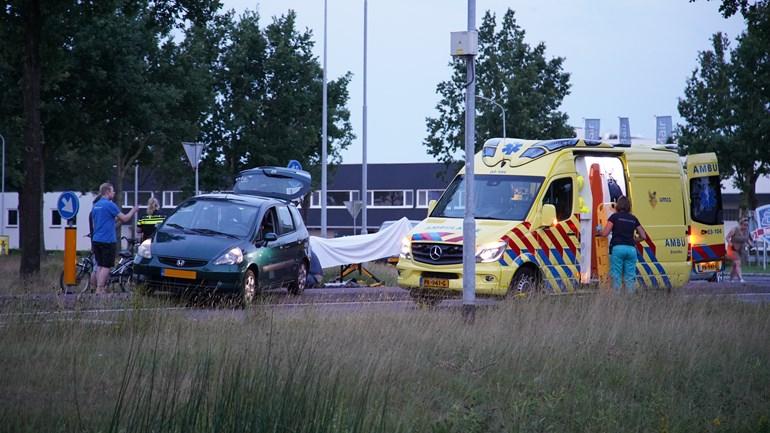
[540,204,557,227]
[427,200,437,217]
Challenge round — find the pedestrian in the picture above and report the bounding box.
[597,195,648,294]
[137,196,165,242]
[726,217,753,283]
[306,250,324,288]
[91,183,137,294]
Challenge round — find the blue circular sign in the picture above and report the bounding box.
[57,191,80,221]
[287,160,303,171]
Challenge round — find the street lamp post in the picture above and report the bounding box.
[321,0,328,237]
[361,0,368,235]
[476,95,506,138]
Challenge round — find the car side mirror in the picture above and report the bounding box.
[263,232,278,244]
[427,200,437,217]
[540,204,557,227]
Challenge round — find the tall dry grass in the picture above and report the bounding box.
[1,295,769,432]
[0,251,63,295]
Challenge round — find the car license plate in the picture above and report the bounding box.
[421,277,449,289]
[696,261,721,273]
[163,268,197,279]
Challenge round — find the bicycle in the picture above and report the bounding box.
[59,236,138,294]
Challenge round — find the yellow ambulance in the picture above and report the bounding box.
[397,138,724,299]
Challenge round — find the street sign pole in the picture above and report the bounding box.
[182,142,206,196]
[134,161,139,241]
[462,0,477,323]
[1,133,5,237]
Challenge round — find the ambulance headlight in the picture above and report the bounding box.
[137,239,152,259]
[400,236,412,260]
[476,241,507,263]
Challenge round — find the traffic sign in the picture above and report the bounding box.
[57,191,80,221]
[287,160,303,171]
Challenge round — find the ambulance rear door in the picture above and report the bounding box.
[686,153,725,274]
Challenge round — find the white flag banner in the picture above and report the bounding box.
[656,116,673,144]
[584,118,600,140]
[618,117,631,145]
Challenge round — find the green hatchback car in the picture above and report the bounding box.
[133,167,311,304]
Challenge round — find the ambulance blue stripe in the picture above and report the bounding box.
[701,244,717,260]
[498,257,507,266]
[551,249,566,266]
[692,248,703,262]
[564,249,576,264]
[641,263,659,288]
[537,249,552,266]
[644,247,671,288]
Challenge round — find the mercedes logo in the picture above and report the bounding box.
[429,245,443,261]
[176,259,185,267]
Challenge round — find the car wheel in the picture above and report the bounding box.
[508,267,540,297]
[242,268,258,305]
[288,261,308,296]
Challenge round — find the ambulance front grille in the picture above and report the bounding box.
[412,243,463,265]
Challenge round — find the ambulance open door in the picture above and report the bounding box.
[686,153,725,276]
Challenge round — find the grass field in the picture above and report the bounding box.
[2,295,770,432]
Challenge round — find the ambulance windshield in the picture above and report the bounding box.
[432,175,544,221]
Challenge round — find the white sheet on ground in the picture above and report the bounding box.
[309,217,413,268]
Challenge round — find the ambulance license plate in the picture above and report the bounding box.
[696,261,721,273]
[421,277,449,289]
[163,268,197,280]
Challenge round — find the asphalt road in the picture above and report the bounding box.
[1,275,769,324]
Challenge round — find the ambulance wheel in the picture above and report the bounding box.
[508,267,540,297]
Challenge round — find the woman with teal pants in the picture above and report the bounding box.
[597,196,648,294]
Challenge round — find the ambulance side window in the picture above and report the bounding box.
[542,178,573,221]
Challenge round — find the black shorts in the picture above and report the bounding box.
[92,242,116,268]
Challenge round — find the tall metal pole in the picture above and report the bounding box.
[1,133,5,237]
[321,0,329,237]
[133,162,138,241]
[477,95,505,138]
[195,165,199,196]
[361,0,368,235]
[462,0,477,323]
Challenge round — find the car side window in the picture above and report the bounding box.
[542,177,573,221]
[288,206,305,229]
[259,207,278,239]
[276,206,295,234]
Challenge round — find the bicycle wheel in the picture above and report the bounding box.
[59,265,91,294]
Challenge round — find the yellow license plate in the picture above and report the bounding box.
[163,268,197,279]
[696,261,721,273]
[421,277,449,289]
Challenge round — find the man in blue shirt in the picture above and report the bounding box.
[92,182,137,294]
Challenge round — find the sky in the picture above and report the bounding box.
[222,0,746,164]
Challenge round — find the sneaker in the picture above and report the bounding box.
[740,278,746,283]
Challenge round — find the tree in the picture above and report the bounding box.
[0,0,221,275]
[201,9,353,194]
[424,9,573,165]
[678,1,770,209]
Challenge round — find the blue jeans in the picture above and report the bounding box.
[610,245,638,294]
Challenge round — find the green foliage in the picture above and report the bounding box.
[201,9,353,192]
[424,9,573,165]
[0,2,353,194]
[678,1,770,209]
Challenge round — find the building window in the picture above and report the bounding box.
[7,209,18,227]
[310,190,361,208]
[162,191,192,208]
[416,189,444,208]
[367,190,414,208]
[123,191,154,208]
[51,209,62,227]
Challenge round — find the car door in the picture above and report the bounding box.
[536,176,581,292]
[275,204,302,285]
[685,153,725,273]
[257,206,285,288]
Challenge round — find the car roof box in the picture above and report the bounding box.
[233,166,311,201]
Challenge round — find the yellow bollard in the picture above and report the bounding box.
[63,226,77,285]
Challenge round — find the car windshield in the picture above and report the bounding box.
[163,199,259,238]
[432,175,544,220]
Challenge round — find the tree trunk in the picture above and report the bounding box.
[19,0,42,276]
